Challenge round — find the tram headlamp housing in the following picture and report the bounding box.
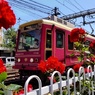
[18,58,20,62]
[30,58,34,62]
[35,58,38,62]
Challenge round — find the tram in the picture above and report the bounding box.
[14,16,95,76]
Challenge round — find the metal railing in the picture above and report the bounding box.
[24,65,95,95]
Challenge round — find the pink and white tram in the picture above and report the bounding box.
[14,16,95,76]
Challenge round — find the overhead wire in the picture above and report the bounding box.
[56,0,76,13]
[8,0,45,27]
[8,0,94,34]
[73,0,84,10]
[55,0,81,27]
[20,0,52,11]
[29,0,53,10]
[73,0,95,34]
[9,1,43,18]
[8,0,52,15]
[65,0,81,11]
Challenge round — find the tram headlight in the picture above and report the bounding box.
[35,58,38,62]
[18,58,21,62]
[30,58,34,62]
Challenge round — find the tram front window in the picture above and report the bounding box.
[18,29,41,50]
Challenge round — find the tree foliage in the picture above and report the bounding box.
[2,28,17,50]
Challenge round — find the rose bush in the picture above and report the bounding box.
[0,58,7,94]
[0,0,16,29]
[38,56,65,74]
[70,28,95,70]
[0,58,7,82]
[38,56,66,84]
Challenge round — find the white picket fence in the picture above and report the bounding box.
[24,65,95,95]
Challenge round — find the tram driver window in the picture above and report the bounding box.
[46,30,51,48]
[56,32,63,48]
[68,35,73,50]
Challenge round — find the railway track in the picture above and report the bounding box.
[5,68,20,81]
[4,68,39,89]
[4,68,27,87]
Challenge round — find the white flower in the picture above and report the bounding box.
[85,51,90,54]
[86,59,90,62]
[76,92,81,95]
[48,93,51,95]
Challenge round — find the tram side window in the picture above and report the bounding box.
[84,40,90,46]
[56,31,63,48]
[68,35,73,50]
[46,30,51,48]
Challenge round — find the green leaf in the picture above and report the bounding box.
[0,72,7,83]
[0,83,6,90]
[0,90,4,95]
[6,84,22,91]
[77,57,82,61]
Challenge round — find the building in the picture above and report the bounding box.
[0,28,15,57]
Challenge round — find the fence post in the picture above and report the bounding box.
[24,75,42,95]
[87,65,93,79]
[67,68,76,95]
[50,71,62,95]
[79,66,85,94]
[94,65,95,81]
[87,65,93,95]
[91,81,94,95]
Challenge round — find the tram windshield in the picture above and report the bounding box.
[18,29,41,50]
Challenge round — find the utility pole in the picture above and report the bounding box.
[52,7,60,16]
[18,17,21,26]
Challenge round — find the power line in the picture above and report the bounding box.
[20,0,52,11]
[73,0,84,10]
[29,0,53,10]
[9,0,52,14]
[9,1,43,18]
[9,0,65,17]
[56,0,76,13]
[62,8,95,20]
[65,0,81,11]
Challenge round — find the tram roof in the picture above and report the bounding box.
[19,16,95,40]
[86,33,95,40]
[19,18,74,31]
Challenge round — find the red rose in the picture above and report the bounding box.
[0,58,4,67]
[70,28,85,42]
[90,40,95,48]
[91,57,95,62]
[18,84,33,95]
[38,60,47,73]
[85,68,91,73]
[38,56,65,74]
[0,66,6,73]
[46,56,58,71]
[56,62,65,74]
[0,58,6,73]
[73,64,81,72]
[0,0,16,29]
[70,28,79,42]
[27,84,33,92]
[48,76,56,83]
[79,28,85,34]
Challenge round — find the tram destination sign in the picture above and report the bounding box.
[24,23,41,30]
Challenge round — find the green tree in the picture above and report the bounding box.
[2,28,17,50]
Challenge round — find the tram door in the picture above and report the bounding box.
[54,29,65,62]
[46,30,52,59]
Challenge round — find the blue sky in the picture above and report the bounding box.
[8,0,95,34]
